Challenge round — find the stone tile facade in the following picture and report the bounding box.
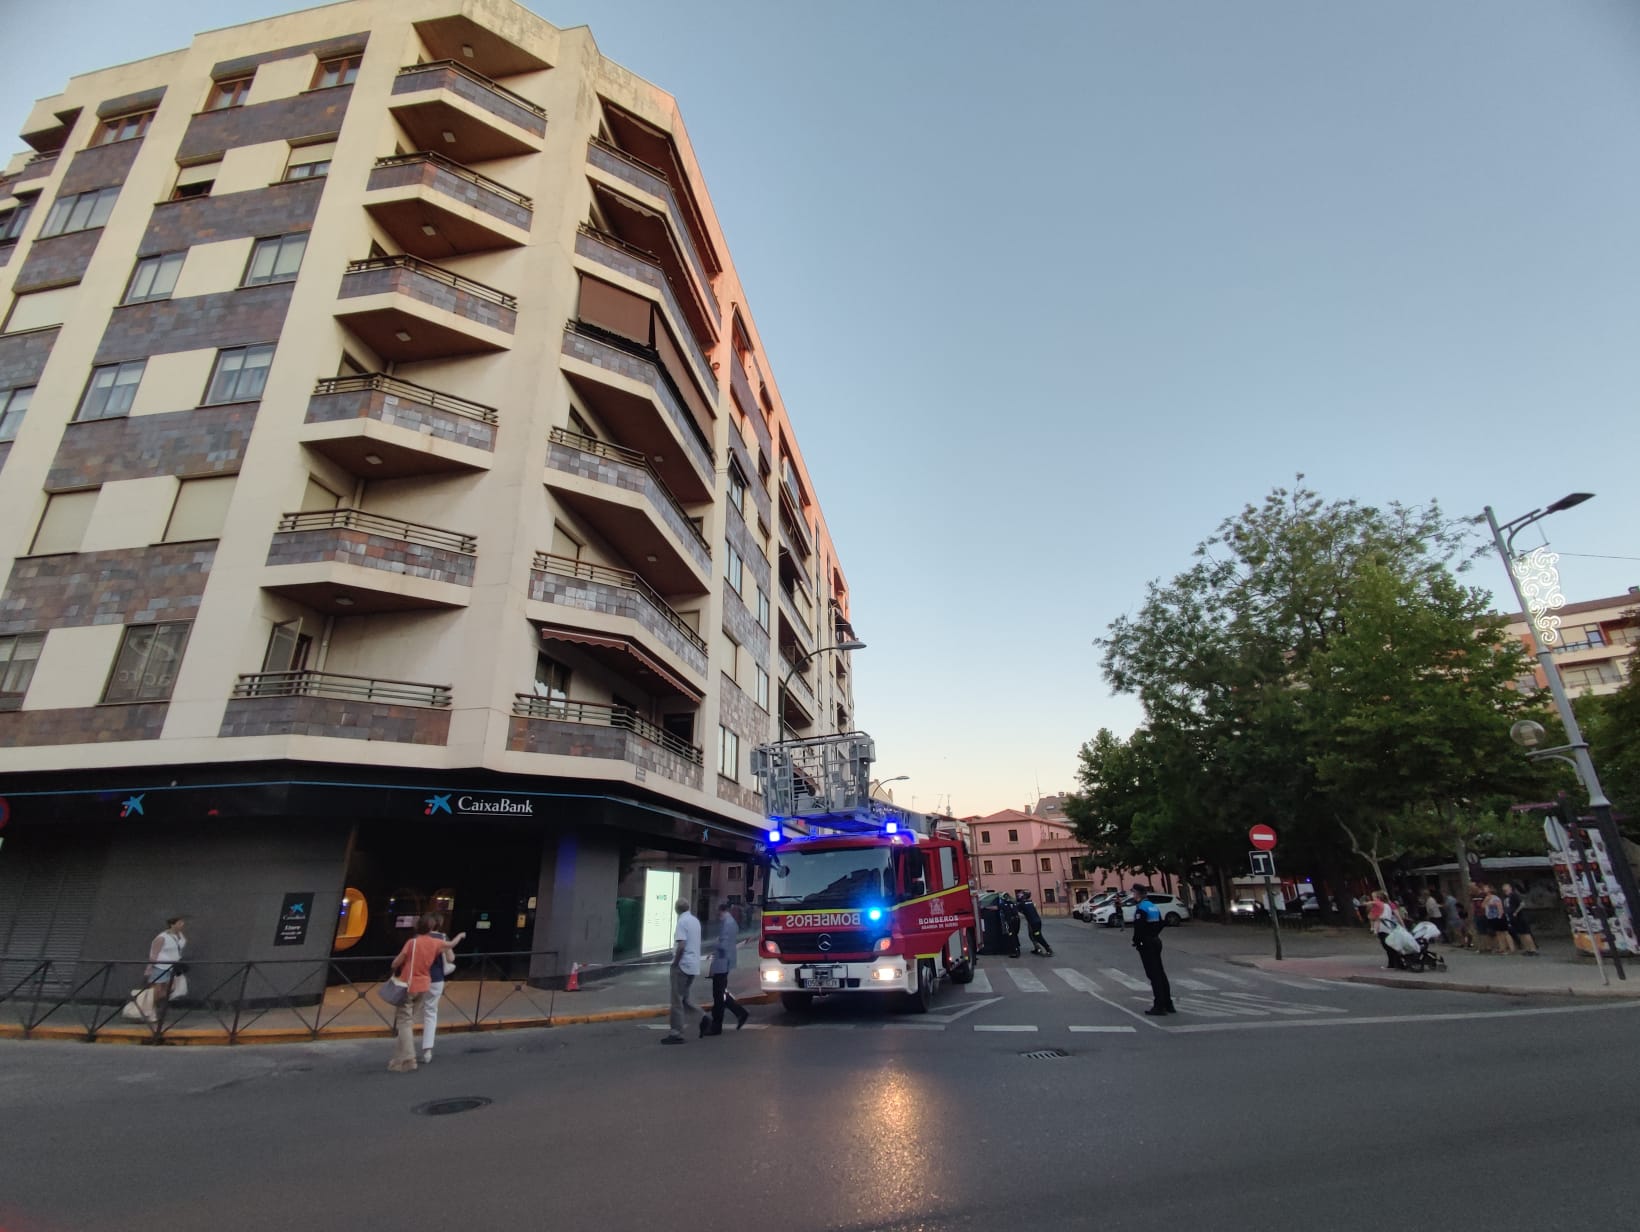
[718,774,761,814]
[218,694,451,744]
[722,586,770,666]
[58,140,144,196]
[178,89,354,161]
[338,263,516,334]
[305,385,496,452]
[12,228,106,292]
[586,141,711,305]
[266,526,476,586]
[718,675,770,814]
[727,503,770,589]
[545,438,709,573]
[725,423,771,528]
[138,180,324,257]
[528,566,708,677]
[46,406,255,490]
[392,65,548,138]
[560,327,713,485]
[0,702,168,746]
[210,33,368,81]
[505,714,704,789]
[367,159,533,231]
[0,327,58,388]
[94,283,294,364]
[0,543,216,635]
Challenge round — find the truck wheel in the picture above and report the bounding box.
[905,961,934,1014]
[948,930,977,985]
[780,992,814,1014]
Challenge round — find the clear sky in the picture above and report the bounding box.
[7,1,1639,816]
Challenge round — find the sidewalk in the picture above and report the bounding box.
[1228,932,1640,998]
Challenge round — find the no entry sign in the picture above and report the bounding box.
[1249,825,1278,851]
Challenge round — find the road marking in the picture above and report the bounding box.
[1166,1001,1640,1034]
[1173,978,1217,991]
[1221,992,1346,1016]
[974,1024,1037,1032]
[1102,967,1153,992]
[965,969,994,995]
[1193,967,1253,987]
[1069,1025,1137,1034]
[740,1023,771,1030]
[1053,969,1103,995]
[1005,967,1050,993]
[1173,996,1268,1018]
[884,1023,946,1031]
[796,1023,856,1030]
[1257,974,1328,991]
[925,996,1004,1024]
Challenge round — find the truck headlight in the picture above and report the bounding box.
[871,967,901,982]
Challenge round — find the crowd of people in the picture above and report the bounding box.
[1365,881,1539,968]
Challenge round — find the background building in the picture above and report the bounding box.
[1503,587,1638,698]
[0,0,859,988]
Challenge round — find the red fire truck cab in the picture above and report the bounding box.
[758,825,979,1013]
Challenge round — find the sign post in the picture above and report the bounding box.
[1249,826,1282,961]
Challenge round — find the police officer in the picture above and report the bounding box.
[1016,890,1053,957]
[1129,884,1175,1016]
[999,894,1022,958]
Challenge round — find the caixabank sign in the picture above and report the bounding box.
[422,793,536,816]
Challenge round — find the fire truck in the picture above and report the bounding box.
[750,733,980,1013]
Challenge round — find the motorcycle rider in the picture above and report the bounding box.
[1016,890,1054,957]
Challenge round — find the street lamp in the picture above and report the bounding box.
[779,639,865,741]
[870,775,909,799]
[1482,493,1638,971]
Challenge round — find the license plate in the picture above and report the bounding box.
[801,966,840,989]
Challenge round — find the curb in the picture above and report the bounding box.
[1223,955,1640,1000]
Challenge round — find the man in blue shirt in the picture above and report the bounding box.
[1129,884,1175,1016]
[701,902,750,1036]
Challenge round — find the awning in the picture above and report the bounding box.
[538,623,702,702]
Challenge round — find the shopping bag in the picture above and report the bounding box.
[1385,924,1420,956]
[121,987,156,1022]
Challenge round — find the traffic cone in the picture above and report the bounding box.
[566,961,580,992]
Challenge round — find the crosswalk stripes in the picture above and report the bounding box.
[1005,967,1050,993]
[1053,969,1103,995]
[1101,967,1154,992]
[1221,992,1346,1016]
[1172,977,1217,991]
[1173,995,1268,1018]
[974,1024,1037,1032]
[1193,967,1252,986]
[965,969,994,995]
[1069,1025,1137,1034]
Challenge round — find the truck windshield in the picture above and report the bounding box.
[766,848,891,908]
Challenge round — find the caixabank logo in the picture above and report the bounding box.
[423,793,535,816]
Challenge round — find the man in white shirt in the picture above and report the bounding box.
[661,899,702,1044]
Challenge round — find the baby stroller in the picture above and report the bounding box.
[1405,921,1447,972]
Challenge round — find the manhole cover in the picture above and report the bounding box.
[412,1097,492,1116]
[1020,1048,1071,1060]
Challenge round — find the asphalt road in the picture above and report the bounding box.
[3,921,1637,1231]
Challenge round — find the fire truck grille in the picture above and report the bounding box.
[777,930,875,957]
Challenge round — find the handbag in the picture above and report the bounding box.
[122,986,157,1022]
[378,937,418,1006]
[171,973,189,1000]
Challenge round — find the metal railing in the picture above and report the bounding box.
[575,224,716,385]
[231,670,453,707]
[0,949,564,1044]
[312,373,499,425]
[395,61,548,121]
[372,151,533,209]
[345,254,517,310]
[531,551,708,654]
[276,507,478,555]
[563,318,714,460]
[586,137,715,310]
[548,427,710,555]
[511,693,704,764]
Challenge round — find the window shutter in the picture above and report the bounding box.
[31,491,97,555]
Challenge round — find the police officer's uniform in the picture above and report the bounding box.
[1130,893,1175,1016]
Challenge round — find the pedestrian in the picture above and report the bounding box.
[1129,885,1175,1016]
[1443,890,1469,948]
[1368,891,1407,970]
[387,914,462,1073]
[661,898,701,1045]
[420,912,460,1064]
[1423,887,1443,928]
[999,894,1022,958]
[143,915,188,1028]
[701,901,749,1036]
[1482,885,1515,955]
[1471,885,1492,953]
[1502,882,1539,956]
[1112,888,1125,931]
[1016,890,1054,957]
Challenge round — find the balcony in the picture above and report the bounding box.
[508,694,704,789]
[221,671,452,745]
[587,139,717,323]
[529,551,708,686]
[545,428,709,591]
[560,321,714,500]
[390,61,546,161]
[779,506,812,563]
[779,657,816,730]
[779,582,815,655]
[263,508,477,612]
[364,153,533,258]
[303,374,497,477]
[336,255,515,360]
[575,226,714,397]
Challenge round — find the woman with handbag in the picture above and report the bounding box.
[1367,891,1407,970]
[385,915,464,1072]
[144,916,188,1025]
[420,913,460,1064]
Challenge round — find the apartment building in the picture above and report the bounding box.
[1507,587,1638,698]
[0,0,858,985]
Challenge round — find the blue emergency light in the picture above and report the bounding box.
[867,907,883,921]
[884,821,899,835]
[767,827,783,844]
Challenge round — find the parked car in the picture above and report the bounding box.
[1095,893,1187,926]
[1072,891,1120,922]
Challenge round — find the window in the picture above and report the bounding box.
[728,866,742,882]
[1044,887,1056,904]
[533,652,569,702]
[0,198,34,242]
[756,587,770,631]
[76,361,146,421]
[1010,859,1023,874]
[94,111,154,145]
[982,859,993,875]
[40,187,119,237]
[728,463,746,514]
[0,633,44,711]
[123,252,185,304]
[284,158,329,181]
[662,712,695,747]
[980,830,991,844]
[170,160,220,201]
[1040,857,1053,872]
[726,544,743,594]
[261,619,311,674]
[312,55,361,89]
[284,141,335,181]
[0,386,32,441]
[243,234,307,286]
[754,665,769,710]
[1008,828,1019,842]
[717,725,740,780]
[207,78,252,110]
[204,345,276,404]
[163,476,236,542]
[30,491,97,555]
[103,622,191,703]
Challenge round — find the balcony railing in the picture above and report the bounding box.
[511,694,703,763]
[313,374,499,425]
[575,226,715,391]
[563,319,714,469]
[533,551,707,655]
[780,656,816,709]
[344,255,517,311]
[587,137,714,313]
[548,427,709,556]
[395,60,548,122]
[277,508,477,555]
[232,671,452,707]
[372,151,533,209]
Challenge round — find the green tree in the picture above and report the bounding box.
[1582,649,1640,826]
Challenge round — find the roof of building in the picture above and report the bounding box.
[1500,588,1639,624]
